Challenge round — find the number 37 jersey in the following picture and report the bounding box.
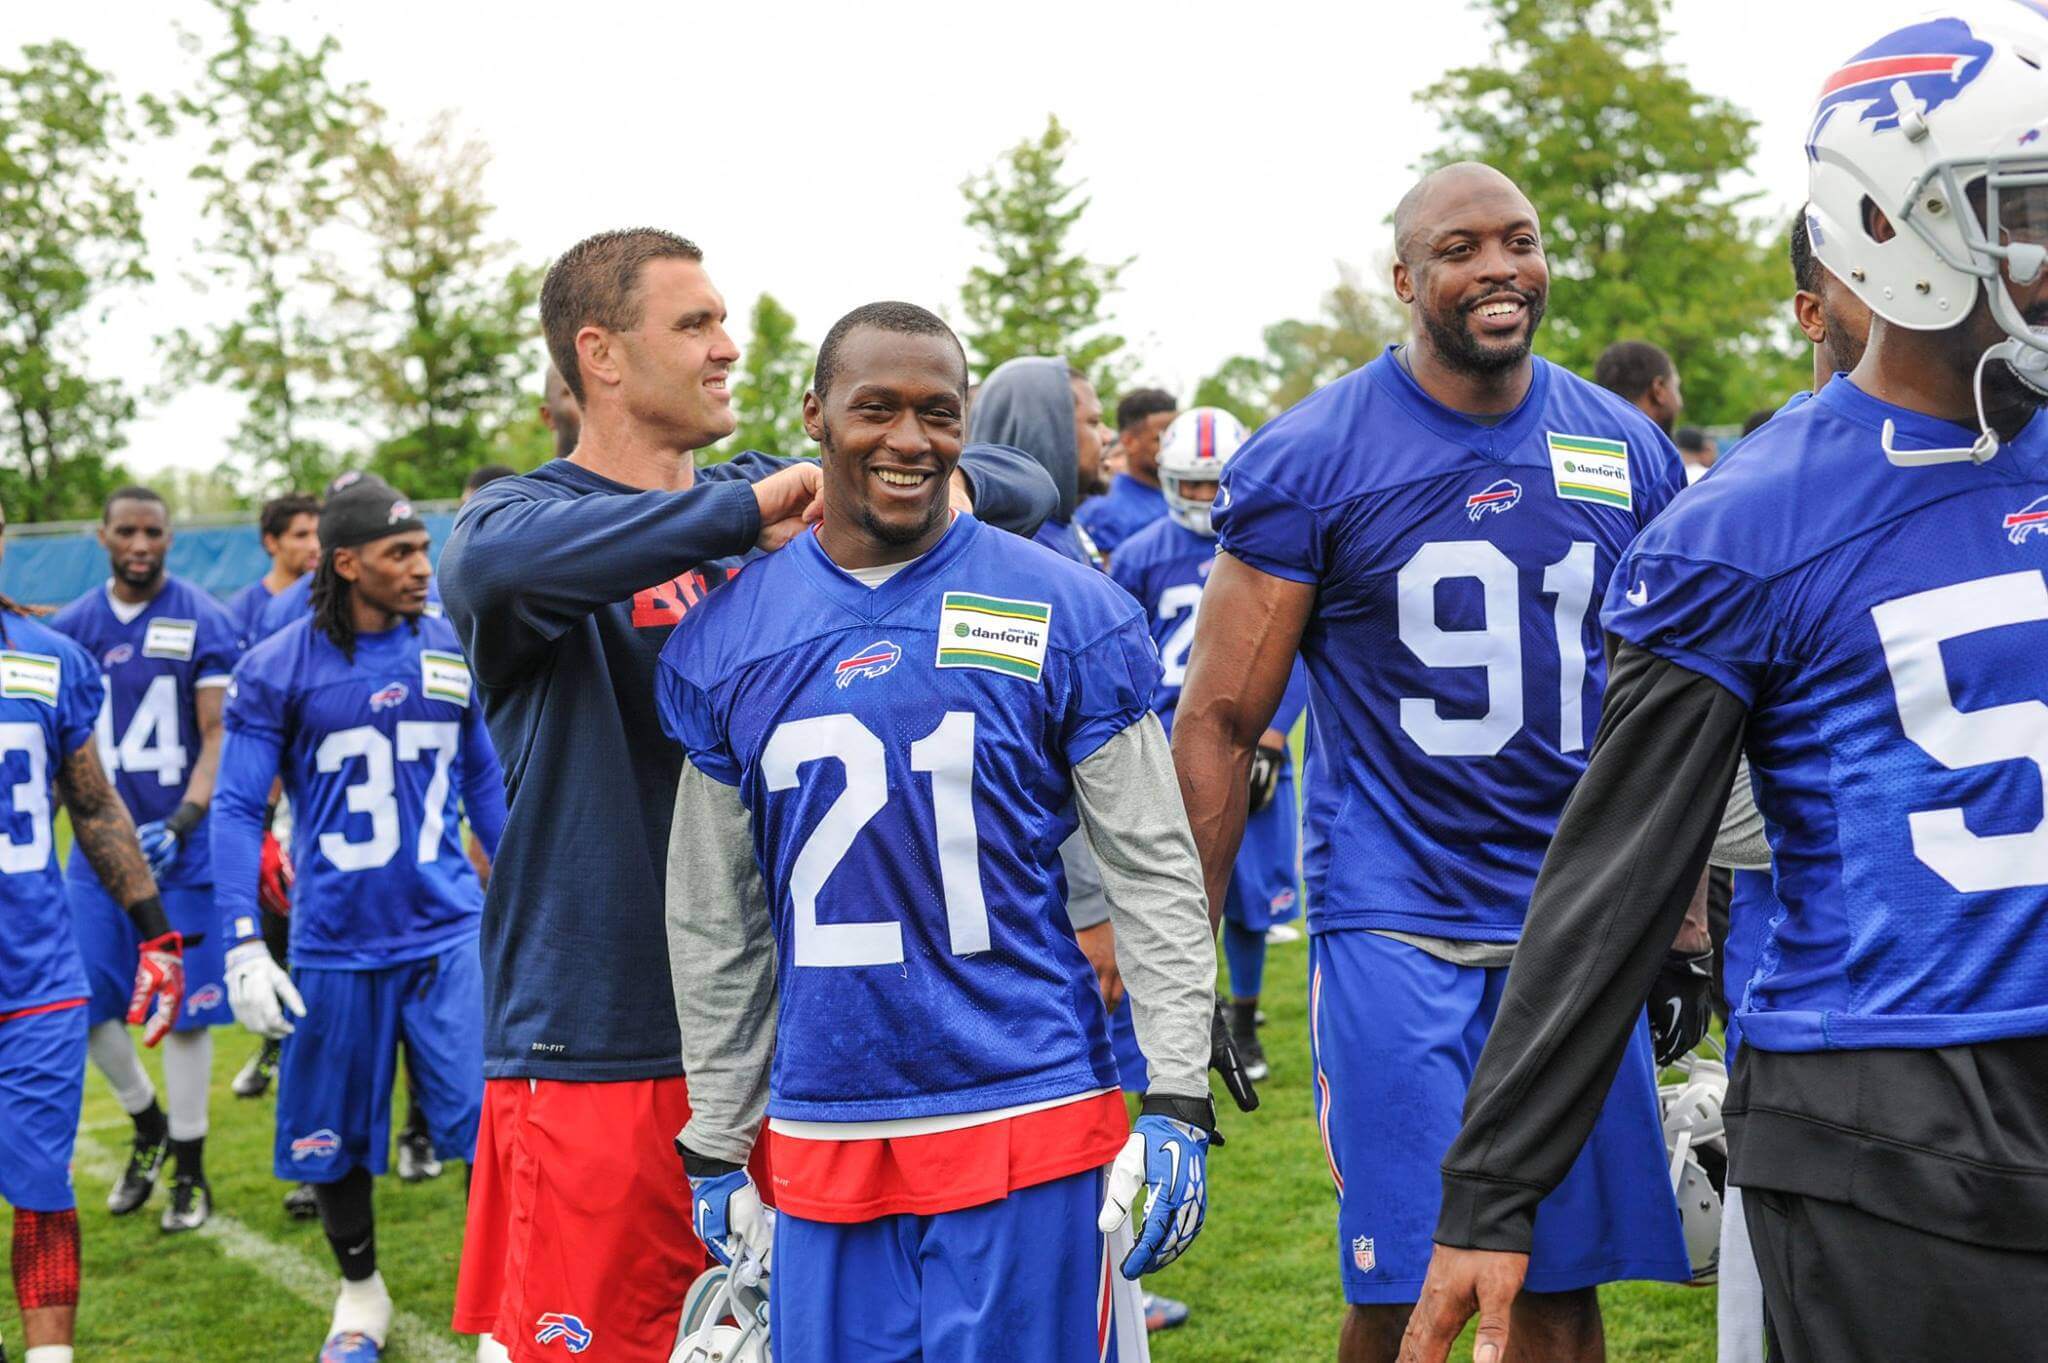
[1608,378,2048,1053]
[1213,351,1684,940]
[656,516,1158,1124]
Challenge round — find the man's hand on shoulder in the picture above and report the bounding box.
[1397,1245,1528,1363]
[752,463,822,551]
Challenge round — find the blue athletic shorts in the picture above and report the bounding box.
[1224,759,1301,933]
[0,1001,88,1211]
[773,1167,1120,1362]
[68,878,229,1030]
[274,938,484,1182]
[1309,928,1689,1304]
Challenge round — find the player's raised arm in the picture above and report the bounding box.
[1170,553,1315,927]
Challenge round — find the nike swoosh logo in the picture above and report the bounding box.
[1626,580,1649,607]
[1663,998,1683,1037]
[1160,1142,1181,1199]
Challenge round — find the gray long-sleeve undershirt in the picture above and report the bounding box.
[666,716,1216,1164]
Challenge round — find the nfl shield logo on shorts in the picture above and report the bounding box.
[1352,1235,1376,1273]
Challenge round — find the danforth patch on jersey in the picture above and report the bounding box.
[0,650,60,707]
[1548,433,1633,511]
[421,650,471,707]
[142,618,197,660]
[935,592,1052,682]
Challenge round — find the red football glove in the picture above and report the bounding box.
[259,832,295,918]
[127,931,186,1047]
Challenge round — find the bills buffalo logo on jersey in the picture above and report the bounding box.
[290,1129,341,1162]
[834,639,902,689]
[1465,478,1522,522]
[1352,1235,1376,1272]
[102,643,134,667]
[1807,17,1993,152]
[369,681,409,711]
[2006,495,2048,544]
[534,1313,593,1353]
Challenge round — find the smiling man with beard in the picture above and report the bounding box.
[1168,162,1691,1363]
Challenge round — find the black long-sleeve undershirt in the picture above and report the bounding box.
[1435,641,1748,1253]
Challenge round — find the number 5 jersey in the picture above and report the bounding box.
[212,614,506,966]
[1212,349,1685,940]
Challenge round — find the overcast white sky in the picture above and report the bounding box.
[4,0,1924,478]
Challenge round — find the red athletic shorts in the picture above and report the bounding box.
[455,1075,735,1362]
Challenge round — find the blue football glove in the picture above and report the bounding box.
[687,1163,774,1271]
[134,819,181,877]
[1098,1113,1210,1279]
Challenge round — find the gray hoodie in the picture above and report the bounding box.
[970,356,1079,523]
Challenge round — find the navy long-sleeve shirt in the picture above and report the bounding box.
[440,447,1056,1080]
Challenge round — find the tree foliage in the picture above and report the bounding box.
[1194,266,1405,426]
[166,0,363,493]
[959,116,1129,390]
[702,292,814,466]
[339,118,539,500]
[0,41,151,521]
[1419,0,1801,422]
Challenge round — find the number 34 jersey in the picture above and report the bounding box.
[49,577,242,891]
[1608,377,2048,1054]
[1213,350,1684,940]
[217,614,504,968]
[656,515,1159,1124]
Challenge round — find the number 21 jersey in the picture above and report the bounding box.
[1213,351,1684,940]
[656,515,1159,1124]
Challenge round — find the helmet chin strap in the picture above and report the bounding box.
[1881,338,2046,467]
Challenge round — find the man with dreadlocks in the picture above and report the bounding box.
[0,499,178,1363]
[211,476,507,1363]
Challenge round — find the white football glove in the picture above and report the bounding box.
[224,940,306,1039]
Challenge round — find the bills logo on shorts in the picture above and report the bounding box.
[2004,494,2048,545]
[1352,1235,1376,1273]
[290,1129,341,1162]
[187,984,225,1013]
[369,682,409,711]
[834,640,902,689]
[1465,479,1522,522]
[534,1313,593,1353]
[1270,888,1297,913]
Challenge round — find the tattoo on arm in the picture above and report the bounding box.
[55,741,156,907]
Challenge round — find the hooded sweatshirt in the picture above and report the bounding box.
[970,357,1097,565]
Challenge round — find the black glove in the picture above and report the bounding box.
[1247,744,1285,813]
[1648,949,1715,1066]
[1209,1000,1258,1116]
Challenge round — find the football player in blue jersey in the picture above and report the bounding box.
[1402,11,2048,1362]
[1078,387,1177,557]
[659,301,1217,1363]
[1108,406,1306,1084]
[0,500,180,1363]
[1172,162,1695,1362]
[212,477,506,1363]
[226,494,323,652]
[51,486,243,1233]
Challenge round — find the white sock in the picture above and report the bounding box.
[331,1271,393,1345]
[161,1028,213,1141]
[26,1346,77,1363]
[476,1334,512,1363]
[87,1019,155,1114]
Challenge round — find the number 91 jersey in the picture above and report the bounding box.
[1607,378,2048,1054]
[656,516,1159,1124]
[1212,352,1684,940]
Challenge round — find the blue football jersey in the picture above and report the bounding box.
[224,578,276,652]
[1076,473,1168,558]
[1606,377,2048,1052]
[50,577,242,891]
[1212,351,1684,939]
[657,515,1159,1123]
[215,614,503,968]
[0,613,100,1011]
[1107,515,1307,735]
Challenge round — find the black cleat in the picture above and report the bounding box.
[108,1128,169,1215]
[161,1174,211,1233]
[232,1037,281,1098]
[284,1181,320,1220]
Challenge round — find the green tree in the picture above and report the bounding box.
[701,292,814,466]
[1419,0,1800,422]
[959,116,1129,388]
[1194,266,1404,426]
[167,0,363,493]
[338,118,540,500]
[0,41,151,521]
